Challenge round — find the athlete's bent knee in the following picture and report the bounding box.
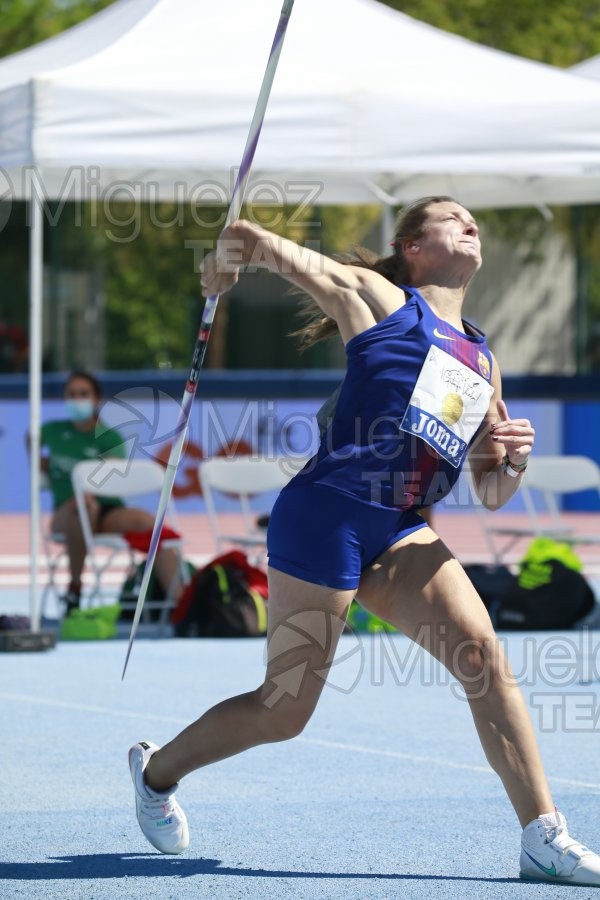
[255,687,316,742]
[268,706,312,742]
[452,634,506,701]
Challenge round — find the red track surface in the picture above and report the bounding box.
[2,510,600,588]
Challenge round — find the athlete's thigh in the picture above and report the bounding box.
[260,567,355,709]
[357,526,496,665]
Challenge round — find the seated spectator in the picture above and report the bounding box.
[39,370,183,614]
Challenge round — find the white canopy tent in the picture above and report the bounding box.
[4,0,600,207]
[570,54,600,79]
[4,0,600,628]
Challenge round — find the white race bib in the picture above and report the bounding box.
[399,345,494,468]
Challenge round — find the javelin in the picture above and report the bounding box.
[122,0,295,679]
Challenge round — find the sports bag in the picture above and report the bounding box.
[496,538,595,630]
[172,550,268,638]
[119,558,196,622]
[463,564,517,628]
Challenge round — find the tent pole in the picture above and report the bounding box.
[380,202,395,253]
[28,186,43,632]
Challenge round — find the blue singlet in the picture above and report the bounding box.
[267,287,495,589]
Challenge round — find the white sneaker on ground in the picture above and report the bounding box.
[128,740,189,854]
[520,810,600,886]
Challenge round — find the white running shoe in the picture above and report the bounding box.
[128,740,189,854]
[520,810,600,887]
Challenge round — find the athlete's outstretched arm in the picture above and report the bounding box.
[199,220,392,344]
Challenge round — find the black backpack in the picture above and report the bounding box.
[172,551,268,638]
[497,559,595,630]
[463,564,517,627]
[119,560,196,622]
[465,542,595,631]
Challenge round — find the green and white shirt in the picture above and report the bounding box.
[40,419,126,510]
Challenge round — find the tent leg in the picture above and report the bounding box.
[29,188,43,632]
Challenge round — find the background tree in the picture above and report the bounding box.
[0,0,115,57]
[384,0,600,66]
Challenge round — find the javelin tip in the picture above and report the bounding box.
[122,632,136,680]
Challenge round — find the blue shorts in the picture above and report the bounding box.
[267,483,428,590]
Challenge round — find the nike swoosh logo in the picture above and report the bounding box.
[524,850,557,877]
[433,327,456,342]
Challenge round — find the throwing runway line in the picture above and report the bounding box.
[2,691,599,792]
[298,736,600,792]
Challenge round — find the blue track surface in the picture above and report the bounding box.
[2,631,600,899]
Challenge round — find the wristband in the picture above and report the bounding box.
[502,454,528,478]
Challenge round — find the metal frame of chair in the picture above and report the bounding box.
[472,454,600,565]
[39,471,69,616]
[71,458,188,626]
[199,455,309,557]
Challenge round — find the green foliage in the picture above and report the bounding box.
[318,205,383,255]
[381,0,600,67]
[0,0,116,58]
[97,203,220,369]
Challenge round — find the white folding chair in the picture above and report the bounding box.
[71,458,187,625]
[199,456,309,557]
[473,455,600,564]
[39,471,69,615]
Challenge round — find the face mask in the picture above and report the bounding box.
[65,399,96,422]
